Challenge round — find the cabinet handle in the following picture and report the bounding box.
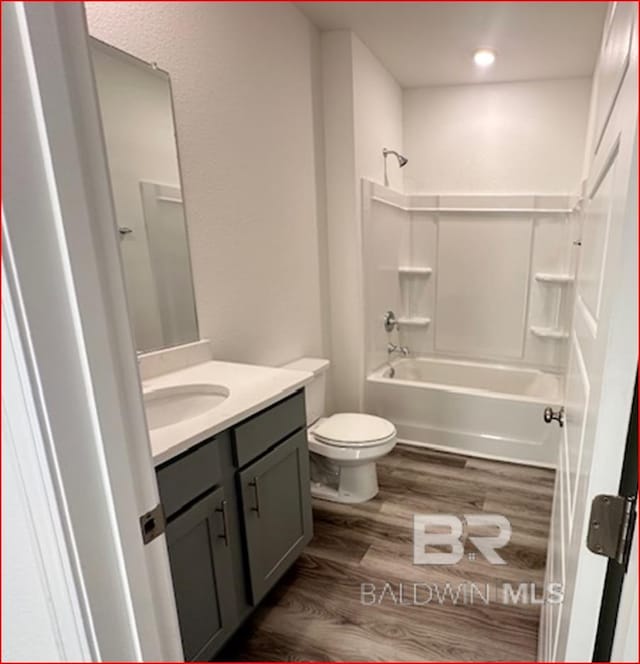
[215,499,230,547]
[249,477,261,516]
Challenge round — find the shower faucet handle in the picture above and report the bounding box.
[544,406,564,428]
[384,310,398,333]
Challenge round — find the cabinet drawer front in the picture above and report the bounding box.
[233,390,305,467]
[166,486,237,661]
[157,431,229,518]
[239,429,312,603]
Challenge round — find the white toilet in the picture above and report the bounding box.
[283,358,397,503]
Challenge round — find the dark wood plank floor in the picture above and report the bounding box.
[220,445,555,662]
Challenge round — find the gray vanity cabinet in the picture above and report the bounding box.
[156,389,311,660]
[165,486,236,661]
[239,428,313,603]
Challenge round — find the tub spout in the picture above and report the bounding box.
[387,342,409,358]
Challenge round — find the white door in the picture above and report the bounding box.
[3,2,183,660]
[539,3,638,661]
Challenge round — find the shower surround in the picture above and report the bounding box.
[362,179,579,465]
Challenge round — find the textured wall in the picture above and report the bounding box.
[352,35,404,193]
[403,78,591,194]
[86,2,329,368]
[321,31,404,410]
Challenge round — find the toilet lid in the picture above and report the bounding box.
[313,413,396,446]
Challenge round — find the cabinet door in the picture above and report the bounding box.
[165,486,237,661]
[239,429,312,603]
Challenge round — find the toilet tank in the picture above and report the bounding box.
[281,357,330,426]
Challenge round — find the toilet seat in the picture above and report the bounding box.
[311,413,396,448]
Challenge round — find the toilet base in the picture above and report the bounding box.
[310,461,379,504]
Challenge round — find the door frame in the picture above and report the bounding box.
[3,2,182,659]
[593,376,638,661]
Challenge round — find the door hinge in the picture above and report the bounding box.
[140,503,166,545]
[587,494,636,568]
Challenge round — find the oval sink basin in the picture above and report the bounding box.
[144,384,229,431]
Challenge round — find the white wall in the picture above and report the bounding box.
[321,31,403,410]
[352,36,404,192]
[320,31,359,410]
[86,2,329,368]
[403,78,592,194]
[92,45,184,351]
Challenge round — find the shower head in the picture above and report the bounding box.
[383,148,408,168]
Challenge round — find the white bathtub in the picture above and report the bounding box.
[366,357,563,467]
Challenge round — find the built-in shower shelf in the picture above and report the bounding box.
[534,272,575,284]
[530,326,569,340]
[398,317,431,327]
[398,266,433,276]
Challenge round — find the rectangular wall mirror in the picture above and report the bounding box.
[90,38,199,353]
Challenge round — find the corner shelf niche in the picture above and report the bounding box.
[534,272,574,285]
[398,317,431,327]
[530,326,569,340]
[398,266,432,276]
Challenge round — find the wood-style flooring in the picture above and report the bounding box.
[219,445,555,662]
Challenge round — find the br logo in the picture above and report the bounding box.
[413,514,511,565]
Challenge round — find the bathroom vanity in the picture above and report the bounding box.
[141,355,315,662]
[155,388,312,661]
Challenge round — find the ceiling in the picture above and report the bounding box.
[296,2,608,87]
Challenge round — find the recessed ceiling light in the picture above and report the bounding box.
[473,49,496,67]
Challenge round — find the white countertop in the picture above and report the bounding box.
[144,360,313,466]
